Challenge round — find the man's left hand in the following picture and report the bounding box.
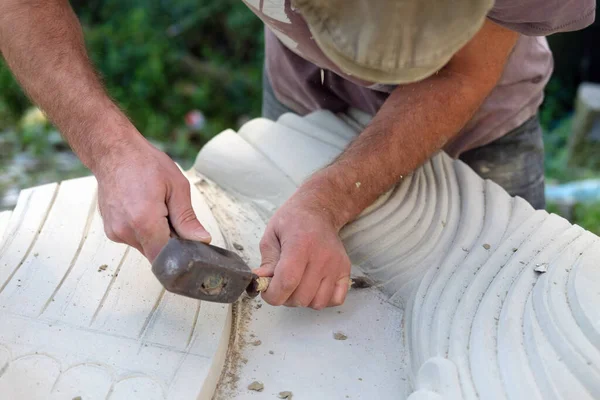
[253,193,351,310]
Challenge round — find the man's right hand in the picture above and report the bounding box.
[95,135,211,262]
[0,0,211,261]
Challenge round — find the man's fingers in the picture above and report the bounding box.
[261,247,308,306]
[308,278,335,310]
[104,221,142,253]
[329,276,350,307]
[253,231,281,277]
[167,179,211,243]
[136,216,171,262]
[285,265,324,308]
[102,206,147,252]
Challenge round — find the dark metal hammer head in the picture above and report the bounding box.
[152,238,256,303]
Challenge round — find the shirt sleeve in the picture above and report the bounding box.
[488,0,596,36]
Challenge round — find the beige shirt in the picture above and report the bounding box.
[243,0,596,156]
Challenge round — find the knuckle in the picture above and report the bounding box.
[294,297,310,308]
[104,227,120,242]
[178,178,191,193]
[340,250,351,262]
[110,222,130,241]
[171,175,191,195]
[342,254,351,267]
[128,208,155,233]
[334,249,350,263]
[334,255,351,272]
[330,297,344,307]
[319,253,336,268]
[129,212,148,230]
[259,237,277,256]
[259,239,270,253]
[279,277,300,293]
[171,168,187,183]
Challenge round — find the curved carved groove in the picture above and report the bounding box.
[495,226,585,399]
[568,245,600,349]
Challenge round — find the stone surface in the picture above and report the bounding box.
[3,109,600,399]
[195,109,600,399]
[194,177,407,400]
[0,140,406,399]
[0,176,231,399]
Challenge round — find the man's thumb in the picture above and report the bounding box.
[168,192,211,243]
[253,233,280,277]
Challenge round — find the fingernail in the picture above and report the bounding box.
[195,229,212,242]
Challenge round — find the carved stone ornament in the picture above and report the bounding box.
[0,110,597,399]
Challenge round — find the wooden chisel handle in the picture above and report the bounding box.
[245,277,271,298]
[246,276,362,298]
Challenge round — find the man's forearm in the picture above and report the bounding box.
[299,70,486,229]
[0,0,140,171]
[298,20,518,230]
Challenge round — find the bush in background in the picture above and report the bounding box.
[1,0,264,163]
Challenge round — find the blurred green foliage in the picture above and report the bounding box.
[543,116,573,182]
[0,61,30,126]
[571,202,600,235]
[541,78,599,234]
[0,0,264,162]
[539,77,577,132]
[547,201,600,235]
